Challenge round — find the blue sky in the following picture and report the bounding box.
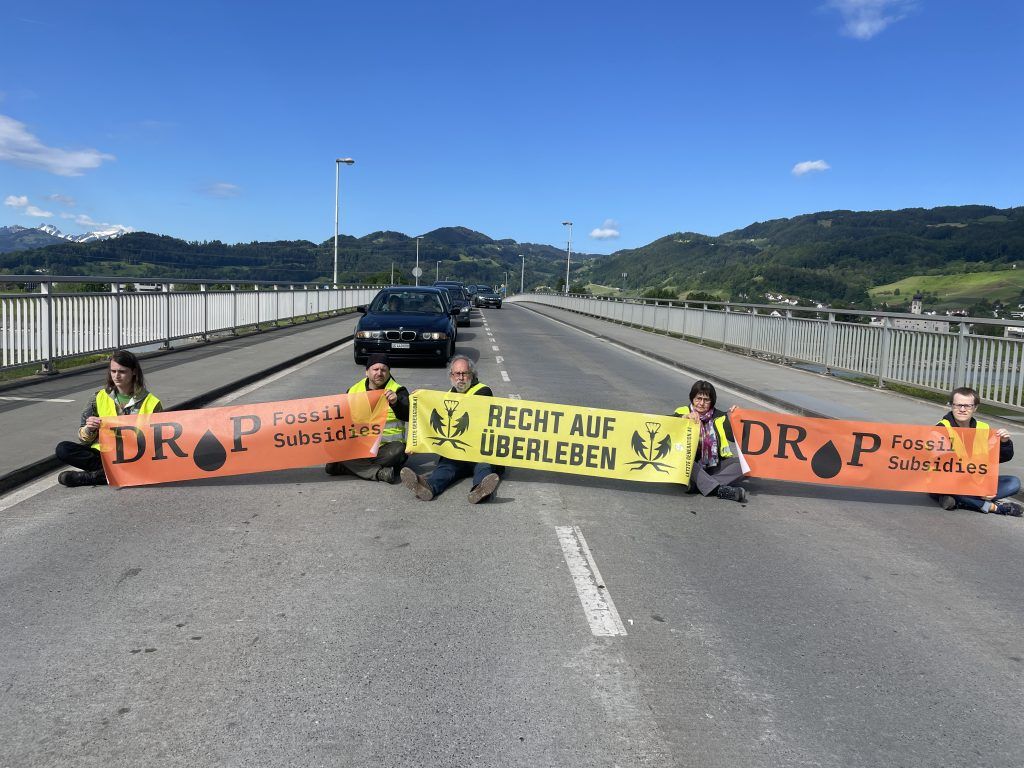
[1,0,1020,255]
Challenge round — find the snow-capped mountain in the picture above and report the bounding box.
[37,223,132,243]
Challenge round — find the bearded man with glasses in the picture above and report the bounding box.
[933,387,1022,516]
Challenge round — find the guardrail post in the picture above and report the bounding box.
[824,312,837,375]
[200,284,209,341]
[162,282,172,349]
[782,310,793,364]
[747,308,756,355]
[230,283,238,335]
[877,316,892,387]
[110,282,121,351]
[722,304,730,350]
[699,304,707,343]
[38,280,56,374]
[954,321,970,388]
[254,283,262,332]
[274,284,280,326]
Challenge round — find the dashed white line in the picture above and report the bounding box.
[556,525,627,637]
[491,345,500,352]
[495,356,504,365]
[500,370,511,382]
[0,396,75,403]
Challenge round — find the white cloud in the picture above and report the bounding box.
[25,205,54,217]
[202,181,241,198]
[3,194,52,216]
[827,0,913,40]
[47,193,76,206]
[792,159,831,176]
[590,219,621,240]
[0,114,115,176]
[4,194,28,208]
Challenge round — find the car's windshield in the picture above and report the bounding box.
[370,291,445,314]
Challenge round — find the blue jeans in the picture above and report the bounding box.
[427,457,500,497]
[953,475,1022,512]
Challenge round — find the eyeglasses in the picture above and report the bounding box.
[951,403,977,410]
[450,371,471,377]
[692,395,712,403]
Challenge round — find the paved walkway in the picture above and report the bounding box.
[512,299,1024,480]
[0,314,360,492]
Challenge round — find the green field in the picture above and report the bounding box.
[869,270,1024,306]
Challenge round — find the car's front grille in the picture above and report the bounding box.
[385,330,418,341]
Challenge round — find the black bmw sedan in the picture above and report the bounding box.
[353,287,458,366]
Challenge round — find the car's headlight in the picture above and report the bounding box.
[356,330,383,339]
[421,331,450,340]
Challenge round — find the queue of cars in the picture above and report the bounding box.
[352,280,501,366]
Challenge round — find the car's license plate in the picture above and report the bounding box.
[391,342,410,349]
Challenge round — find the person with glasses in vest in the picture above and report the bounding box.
[673,379,747,503]
[932,387,1021,516]
[55,349,163,487]
[326,353,409,483]
[400,354,502,503]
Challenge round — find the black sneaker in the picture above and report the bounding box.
[994,499,1024,517]
[324,462,348,476]
[468,473,500,504]
[716,485,747,503]
[58,470,107,487]
[375,466,397,483]
[937,495,957,510]
[400,467,434,500]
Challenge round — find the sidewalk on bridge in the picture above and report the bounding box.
[0,314,361,492]
[514,300,1024,480]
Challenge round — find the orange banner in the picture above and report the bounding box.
[731,408,999,496]
[98,392,389,487]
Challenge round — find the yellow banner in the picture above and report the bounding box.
[408,391,698,485]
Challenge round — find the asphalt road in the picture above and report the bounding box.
[2,304,1023,767]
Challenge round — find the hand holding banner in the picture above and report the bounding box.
[99,392,389,487]
[409,391,699,485]
[731,408,999,496]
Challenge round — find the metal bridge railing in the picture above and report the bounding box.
[1,276,380,372]
[517,293,1024,413]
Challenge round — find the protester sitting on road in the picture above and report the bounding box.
[400,354,503,503]
[933,387,1022,516]
[55,350,162,488]
[673,380,747,503]
[326,353,408,483]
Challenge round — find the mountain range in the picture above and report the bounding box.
[2,206,1023,308]
[0,223,131,253]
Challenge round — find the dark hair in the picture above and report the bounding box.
[950,386,980,407]
[106,349,145,393]
[689,380,717,409]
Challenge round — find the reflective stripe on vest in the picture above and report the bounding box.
[673,405,734,459]
[348,377,406,442]
[465,382,486,395]
[91,389,161,450]
[938,417,989,461]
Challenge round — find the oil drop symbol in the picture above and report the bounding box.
[810,440,842,479]
[193,430,227,472]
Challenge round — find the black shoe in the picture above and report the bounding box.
[375,466,397,483]
[400,467,434,500]
[468,473,500,504]
[994,499,1024,517]
[937,495,956,510]
[716,485,747,503]
[325,462,348,476]
[58,470,106,487]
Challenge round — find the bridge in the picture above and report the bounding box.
[2,295,1023,766]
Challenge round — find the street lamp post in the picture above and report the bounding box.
[520,254,525,294]
[334,158,355,286]
[415,237,422,286]
[562,221,573,294]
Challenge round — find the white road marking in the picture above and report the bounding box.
[528,308,781,411]
[556,525,627,637]
[491,345,500,352]
[500,370,511,382]
[212,343,348,406]
[495,356,504,365]
[508,393,522,400]
[0,472,61,512]
[0,396,75,403]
